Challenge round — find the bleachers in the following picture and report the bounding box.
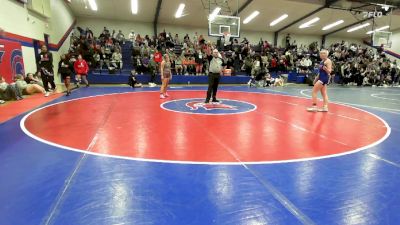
[88,73,251,84]
[86,69,309,85]
[121,41,134,70]
[87,40,322,85]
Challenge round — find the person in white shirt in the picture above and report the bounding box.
[302,56,312,72]
[111,49,123,69]
[129,30,136,45]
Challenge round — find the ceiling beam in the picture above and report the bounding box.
[349,0,400,8]
[154,0,163,37]
[322,17,372,37]
[232,0,253,16]
[273,0,339,46]
[275,0,339,33]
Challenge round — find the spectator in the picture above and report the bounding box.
[85,27,94,42]
[193,32,198,45]
[274,75,284,86]
[116,30,125,44]
[243,55,253,76]
[134,56,144,74]
[285,34,291,48]
[37,45,56,96]
[93,51,100,68]
[141,56,150,74]
[195,47,204,75]
[14,74,46,96]
[175,54,183,75]
[174,34,180,44]
[25,73,43,86]
[264,71,274,87]
[148,55,157,87]
[251,55,262,77]
[184,34,190,43]
[58,54,73,96]
[74,54,89,87]
[111,49,123,70]
[129,30,135,43]
[154,48,163,69]
[128,70,143,88]
[99,47,111,69]
[0,75,23,101]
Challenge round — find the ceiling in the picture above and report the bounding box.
[67,0,400,38]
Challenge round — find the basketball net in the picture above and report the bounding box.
[223,32,231,46]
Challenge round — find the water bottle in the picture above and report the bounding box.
[188,81,190,86]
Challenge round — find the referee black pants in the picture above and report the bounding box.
[42,75,56,92]
[206,72,221,101]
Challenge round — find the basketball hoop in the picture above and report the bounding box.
[223,31,231,46]
[208,15,240,38]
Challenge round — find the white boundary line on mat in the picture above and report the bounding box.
[20,90,391,165]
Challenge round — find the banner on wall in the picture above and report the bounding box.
[0,39,25,83]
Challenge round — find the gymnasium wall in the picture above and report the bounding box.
[76,16,364,48]
[77,17,277,45]
[325,36,365,47]
[0,0,75,82]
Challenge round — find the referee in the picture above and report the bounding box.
[205,49,225,103]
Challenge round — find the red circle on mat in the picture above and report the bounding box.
[22,91,389,163]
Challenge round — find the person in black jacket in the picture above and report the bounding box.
[58,54,73,96]
[37,45,56,97]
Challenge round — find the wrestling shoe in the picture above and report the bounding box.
[306,106,318,112]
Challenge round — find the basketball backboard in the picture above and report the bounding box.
[208,15,240,38]
[372,31,392,47]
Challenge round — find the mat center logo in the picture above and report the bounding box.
[161,98,257,115]
[186,101,236,111]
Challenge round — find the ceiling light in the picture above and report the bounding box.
[270,14,288,26]
[209,7,221,21]
[88,0,97,11]
[243,11,260,24]
[131,0,138,14]
[175,3,185,18]
[322,20,344,30]
[347,23,370,32]
[376,25,390,31]
[382,5,390,11]
[366,25,390,34]
[299,17,320,29]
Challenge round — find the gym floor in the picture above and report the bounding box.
[1,85,399,225]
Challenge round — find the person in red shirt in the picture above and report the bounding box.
[270,57,277,73]
[154,49,162,63]
[74,54,89,87]
[153,49,163,74]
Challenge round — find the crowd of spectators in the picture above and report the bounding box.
[1,26,400,104]
[328,41,399,86]
[68,27,399,87]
